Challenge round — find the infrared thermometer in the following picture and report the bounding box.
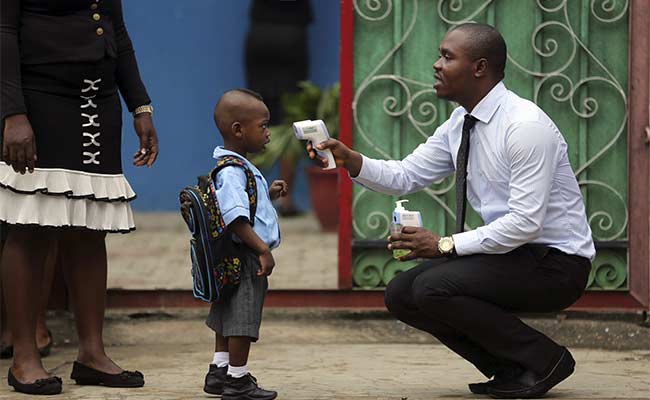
[292,119,336,170]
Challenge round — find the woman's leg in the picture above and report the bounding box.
[0,225,55,382]
[59,228,121,374]
[35,241,57,350]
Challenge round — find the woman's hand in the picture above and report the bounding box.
[269,180,288,201]
[387,226,443,261]
[132,113,158,167]
[2,114,37,174]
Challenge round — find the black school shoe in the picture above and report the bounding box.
[8,368,62,395]
[487,347,575,399]
[204,364,227,395]
[469,364,526,395]
[222,373,277,400]
[70,361,144,387]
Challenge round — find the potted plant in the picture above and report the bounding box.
[250,81,340,231]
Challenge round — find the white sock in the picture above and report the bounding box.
[228,364,249,378]
[212,352,229,368]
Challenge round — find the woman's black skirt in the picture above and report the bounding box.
[0,59,136,232]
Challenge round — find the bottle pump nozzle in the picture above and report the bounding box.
[395,200,409,211]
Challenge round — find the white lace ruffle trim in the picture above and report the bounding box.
[0,187,135,232]
[0,162,136,202]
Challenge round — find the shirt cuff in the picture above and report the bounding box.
[452,230,483,256]
[351,155,377,186]
[222,206,250,226]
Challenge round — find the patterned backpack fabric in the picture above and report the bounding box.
[179,156,257,303]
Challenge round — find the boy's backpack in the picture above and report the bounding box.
[179,156,257,303]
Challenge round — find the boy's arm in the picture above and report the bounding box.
[229,217,275,276]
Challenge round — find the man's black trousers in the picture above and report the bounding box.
[384,245,591,378]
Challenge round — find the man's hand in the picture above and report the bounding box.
[387,226,443,261]
[257,250,275,276]
[269,180,288,201]
[306,139,363,177]
[2,114,37,174]
[133,113,159,167]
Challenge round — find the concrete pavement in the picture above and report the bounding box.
[0,309,648,399]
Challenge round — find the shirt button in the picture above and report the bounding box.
[92,13,101,21]
[96,27,104,36]
[90,3,98,10]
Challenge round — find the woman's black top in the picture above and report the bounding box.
[1,0,150,120]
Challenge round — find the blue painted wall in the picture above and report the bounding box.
[120,0,340,211]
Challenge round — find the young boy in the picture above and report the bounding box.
[203,89,285,400]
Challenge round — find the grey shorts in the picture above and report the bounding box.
[205,251,268,341]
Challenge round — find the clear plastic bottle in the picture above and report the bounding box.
[390,200,422,259]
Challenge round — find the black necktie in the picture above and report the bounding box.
[455,114,477,233]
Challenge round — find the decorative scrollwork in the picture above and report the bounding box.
[352,252,385,288]
[587,250,627,290]
[437,0,494,25]
[353,0,393,21]
[590,0,629,23]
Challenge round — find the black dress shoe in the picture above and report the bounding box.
[204,364,227,395]
[469,365,525,394]
[222,373,277,400]
[0,342,13,359]
[487,348,575,399]
[70,361,144,388]
[8,368,62,395]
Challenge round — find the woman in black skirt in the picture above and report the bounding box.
[1,0,158,395]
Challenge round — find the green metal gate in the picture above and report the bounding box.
[351,0,629,291]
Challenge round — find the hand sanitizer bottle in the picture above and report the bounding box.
[390,199,423,259]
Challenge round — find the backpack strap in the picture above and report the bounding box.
[207,156,258,224]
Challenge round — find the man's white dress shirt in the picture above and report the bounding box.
[353,82,595,260]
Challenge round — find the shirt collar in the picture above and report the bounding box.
[212,146,261,175]
[464,81,506,124]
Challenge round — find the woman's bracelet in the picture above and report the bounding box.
[133,104,153,117]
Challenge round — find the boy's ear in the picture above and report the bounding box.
[232,121,243,138]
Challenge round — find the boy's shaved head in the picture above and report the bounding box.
[214,89,264,136]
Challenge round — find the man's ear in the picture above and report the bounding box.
[474,58,488,78]
[232,121,243,138]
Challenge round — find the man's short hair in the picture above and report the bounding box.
[450,23,507,80]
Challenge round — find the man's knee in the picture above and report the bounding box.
[384,274,412,315]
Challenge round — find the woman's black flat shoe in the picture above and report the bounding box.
[70,361,144,387]
[38,330,53,357]
[0,342,13,359]
[7,368,62,395]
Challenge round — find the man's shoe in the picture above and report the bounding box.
[70,361,144,388]
[469,365,525,395]
[8,368,62,395]
[204,364,227,395]
[487,348,575,399]
[222,373,277,400]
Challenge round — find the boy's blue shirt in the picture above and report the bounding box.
[212,146,281,250]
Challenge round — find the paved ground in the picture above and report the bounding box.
[106,212,338,290]
[0,309,648,399]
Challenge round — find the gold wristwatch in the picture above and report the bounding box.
[438,236,455,256]
[133,104,153,117]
